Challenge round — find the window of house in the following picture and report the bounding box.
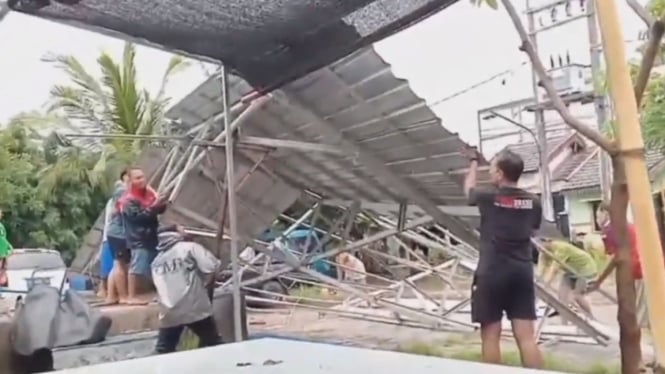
[589,200,602,231]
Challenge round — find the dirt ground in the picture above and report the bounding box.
[246,288,644,371]
[22,276,655,371]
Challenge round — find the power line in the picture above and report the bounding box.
[428,61,529,107]
[424,37,643,110]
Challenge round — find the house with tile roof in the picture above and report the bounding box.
[499,133,665,237]
[494,133,588,238]
[557,146,665,235]
[504,133,588,194]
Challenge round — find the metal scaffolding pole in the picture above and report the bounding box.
[586,0,613,201]
[526,0,554,222]
[220,64,242,342]
[160,95,270,198]
[222,205,319,288]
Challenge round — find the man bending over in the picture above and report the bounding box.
[463,148,543,369]
[152,228,222,354]
[538,238,597,320]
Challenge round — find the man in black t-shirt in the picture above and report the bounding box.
[462,147,543,369]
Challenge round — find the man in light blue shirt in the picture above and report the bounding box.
[102,170,130,304]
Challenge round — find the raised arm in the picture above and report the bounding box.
[462,147,480,198]
[122,198,168,224]
[461,146,497,208]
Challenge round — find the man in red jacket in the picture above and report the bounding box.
[590,202,647,326]
[119,166,169,305]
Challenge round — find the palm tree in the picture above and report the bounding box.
[30,42,189,193]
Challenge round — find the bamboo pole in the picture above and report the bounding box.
[596,0,665,364]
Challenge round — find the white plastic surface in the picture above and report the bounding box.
[52,338,568,374]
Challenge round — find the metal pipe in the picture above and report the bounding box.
[160,95,270,198]
[220,205,318,288]
[586,0,612,202]
[168,143,200,201]
[488,110,553,222]
[156,146,179,190]
[232,216,433,290]
[526,0,555,223]
[160,125,210,194]
[344,260,457,307]
[476,110,484,153]
[220,65,242,343]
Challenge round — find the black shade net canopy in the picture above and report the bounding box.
[9,0,459,91]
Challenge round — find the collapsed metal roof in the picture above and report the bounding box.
[71,45,492,271]
[167,47,490,245]
[9,0,459,90]
[72,145,302,272]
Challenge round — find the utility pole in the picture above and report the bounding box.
[586,0,613,201]
[526,0,555,222]
[596,0,665,363]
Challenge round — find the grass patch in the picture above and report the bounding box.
[178,330,199,351]
[399,341,620,374]
[289,285,346,305]
[290,285,324,300]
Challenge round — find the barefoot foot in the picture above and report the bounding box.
[124,298,148,306]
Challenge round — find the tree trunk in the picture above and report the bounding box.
[610,156,642,374]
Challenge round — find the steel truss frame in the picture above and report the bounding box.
[231,204,617,347]
[69,66,620,349]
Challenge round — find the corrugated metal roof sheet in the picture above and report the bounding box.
[73,46,487,269]
[167,47,490,244]
[72,146,302,272]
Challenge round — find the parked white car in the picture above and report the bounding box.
[0,248,69,309]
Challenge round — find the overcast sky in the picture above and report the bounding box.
[0,0,648,156]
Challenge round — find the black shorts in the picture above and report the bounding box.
[107,236,130,262]
[471,267,536,324]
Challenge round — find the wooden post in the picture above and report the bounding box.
[596,0,665,364]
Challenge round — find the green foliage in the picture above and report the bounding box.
[469,0,498,9]
[30,42,189,193]
[0,42,187,262]
[627,36,665,150]
[601,120,616,138]
[0,120,107,263]
[650,0,665,18]
[641,72,665,150]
